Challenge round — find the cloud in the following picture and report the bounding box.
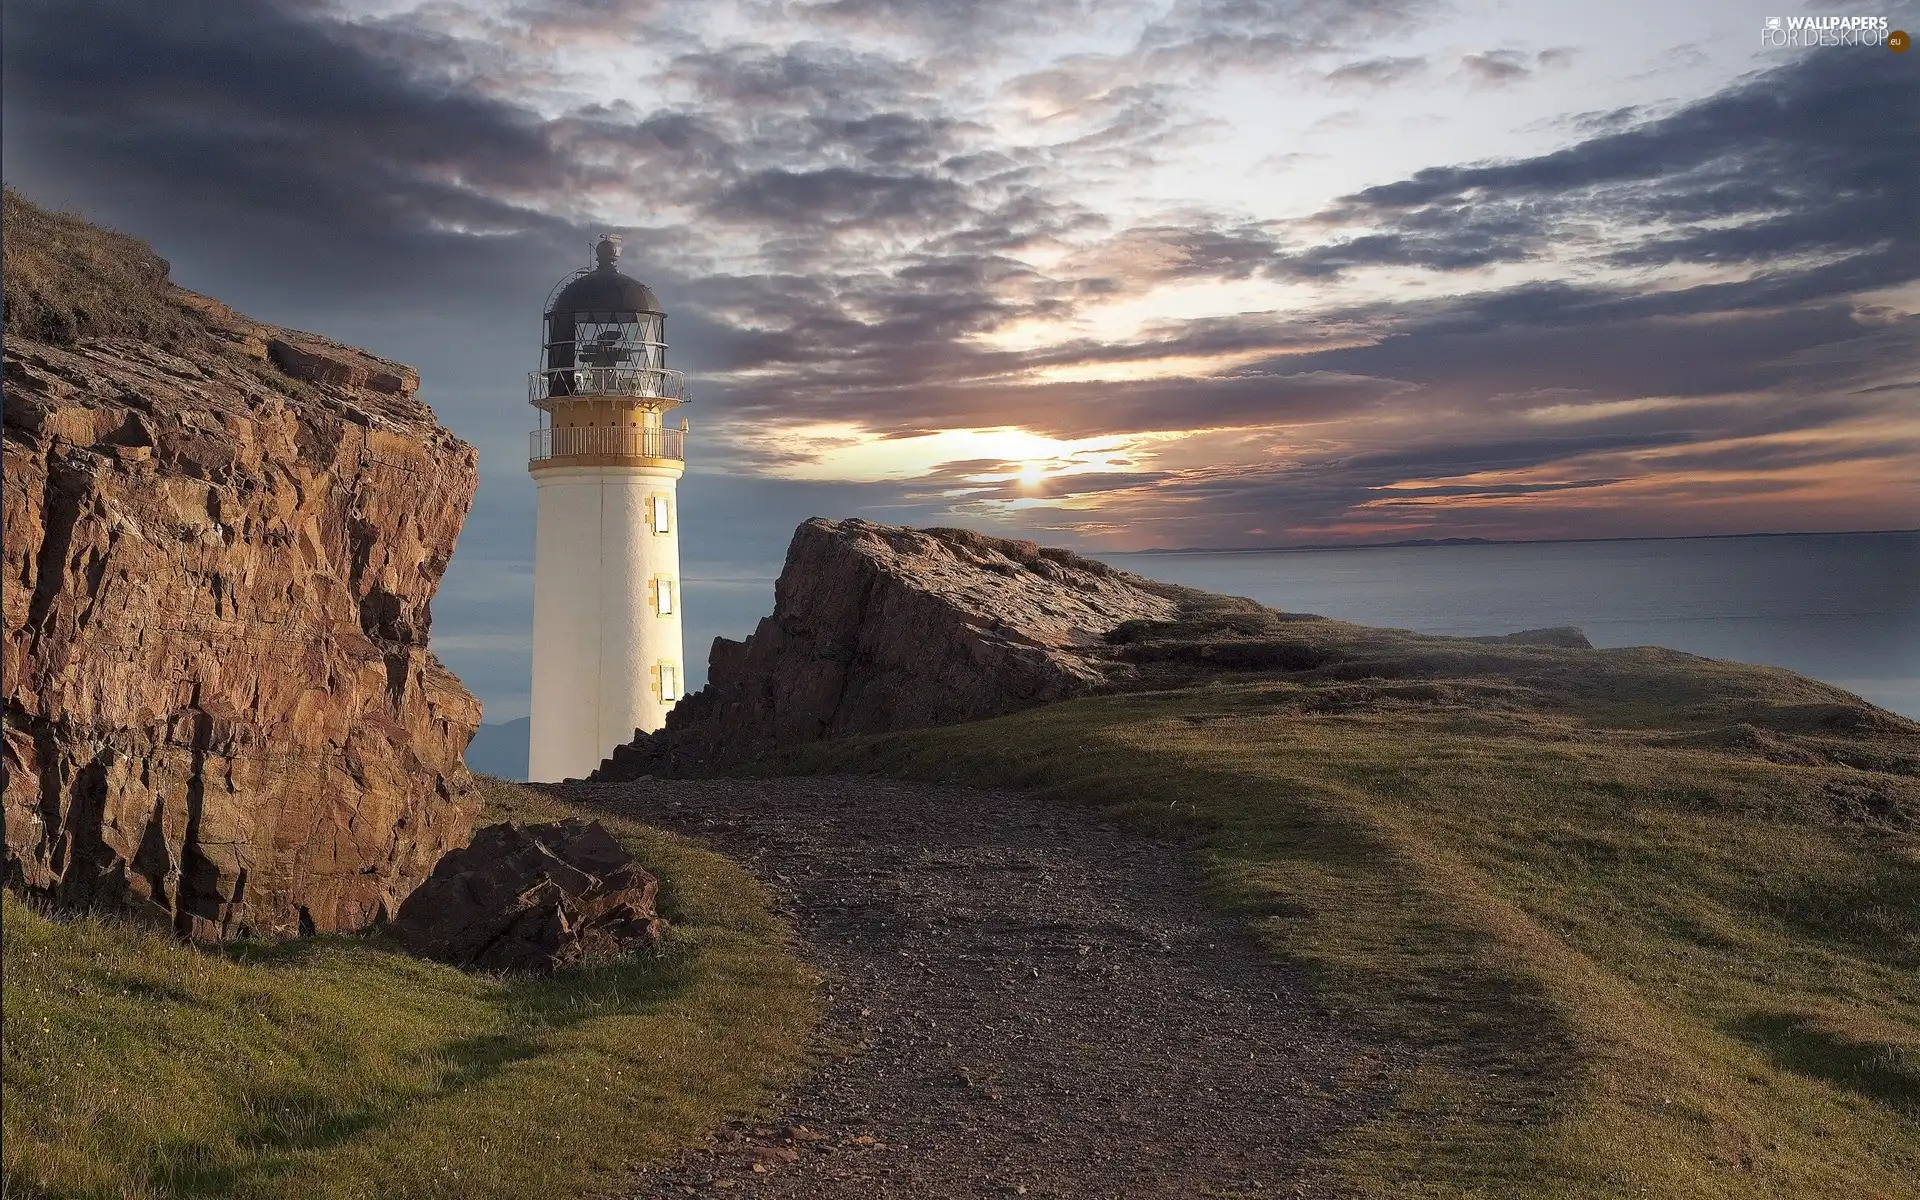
[1459,49,1532,86]
[1302,48,1917,287]
[667,41,933,112]
[1324,55,1428,88]
[1,0,597,296]
[799,0,1109,49]
[1005,0,1438,116]
[709,166,971,230]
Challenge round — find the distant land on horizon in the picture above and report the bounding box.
[465,715,530,781]
[1119,528,1920,556]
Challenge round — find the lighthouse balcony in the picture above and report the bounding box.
[529,424,685,466]
[528,365,687,404]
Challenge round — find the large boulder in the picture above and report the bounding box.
[593,518,1194,777]
[388,820,665,974]
[1,188,480,939]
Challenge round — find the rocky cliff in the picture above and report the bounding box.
[2,189,481,939]
[593,518,1194,778]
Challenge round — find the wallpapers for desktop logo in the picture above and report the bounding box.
[1760,14,1901,47]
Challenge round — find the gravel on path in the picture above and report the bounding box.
[560,776,1405,1199]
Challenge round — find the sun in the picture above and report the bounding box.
[1017,461,1048,488]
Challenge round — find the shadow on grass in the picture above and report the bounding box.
[1727,1010,1919,1114]
[140,939,703,1196]
[1755,859,1920,972]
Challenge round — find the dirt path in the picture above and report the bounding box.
[563,776,1403,1199]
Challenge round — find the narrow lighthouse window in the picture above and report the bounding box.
[660,663,679,702]
[651,495,671,533]
[656,578,675,615]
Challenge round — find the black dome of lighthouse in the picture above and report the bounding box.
[546,237,663,317]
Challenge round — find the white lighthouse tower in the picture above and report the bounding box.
[527,236,688,782]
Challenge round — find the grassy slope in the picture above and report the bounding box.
[763,611,1919,1198]
[2,779,820,1200]
[2,186,202,346]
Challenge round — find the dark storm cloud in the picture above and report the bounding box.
[0,0,1088,369]
[0,0,602,302]
[2,2,565,202]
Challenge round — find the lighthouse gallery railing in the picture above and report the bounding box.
[529,425,685,464]
[527,366,687,403]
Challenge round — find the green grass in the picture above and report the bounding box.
[755,611,1919,1198]
[2,778,821,1200]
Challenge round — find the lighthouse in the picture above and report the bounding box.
[527,236,687,782]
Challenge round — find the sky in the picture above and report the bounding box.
[5,0,1917,720]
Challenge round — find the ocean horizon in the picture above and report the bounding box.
[1125,527,1920,556]
[1105,529,1919,720]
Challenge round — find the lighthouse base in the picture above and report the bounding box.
[527,464,683,782]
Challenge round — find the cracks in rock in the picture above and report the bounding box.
[25,453,88,637]
[172,708,217,940]
[383,652,412,709]
[131,794,177,910]
[59,747,111,894]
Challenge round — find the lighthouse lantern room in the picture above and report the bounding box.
[527,235,688,782]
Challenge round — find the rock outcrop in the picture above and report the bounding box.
[388,819,665,974]
[2,189,480,939]
[594,518,1192,778]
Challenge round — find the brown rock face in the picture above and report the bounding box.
[594,518,1188,778]
[388,820,665,974]
[2,191,480,939]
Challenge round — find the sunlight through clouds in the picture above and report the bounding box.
[733,422,1157,487]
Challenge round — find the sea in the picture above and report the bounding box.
[1104,530,1920,720]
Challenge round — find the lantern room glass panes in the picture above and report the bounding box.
[542,312,669,397]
